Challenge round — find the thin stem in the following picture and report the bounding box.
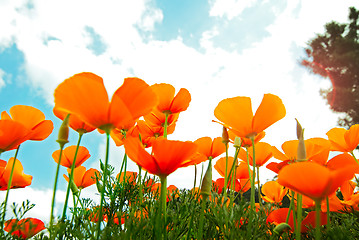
[1,145,21,228]
[159,175,167,239]
[96,131,111,240]
[315,200,322,240]
[326,197,331,231]
[61,133,83,220]
[49,145,64,237]
[250,137,256,210]
[198,195,207,240]
[193,164,197,189]
[223,142,229,199]
[163,113,169,139]
[296,193,302,240]
[256,166,262,208]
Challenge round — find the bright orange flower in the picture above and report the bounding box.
[326,153,359,172]
[271,138,331,165]
[144,108,179,128]
[124,137,197,177]
[214,157,252,180]
[213,177,241,194]
[4,218,45,239]
[214,94,286,139]
[151,83,191,114]
[64,166,99,189]
[191,137,226,165]
[238,142,273,167]
[52,145,91,168]
[228,130,265,148]
[261,181,288,204]
[116,171,138,184]
[267,208,327,233]
[53,107,95,134]
[326,124,359,152]
[1,105,53,141]
[54,72,157,132]
[0,158,32,190]
[277,161,355,201]
[0,120,31,153]
[135,120,176,146]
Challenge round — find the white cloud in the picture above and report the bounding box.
[0,187,66,223]
[0,69,6,89]
[209,0,258,20]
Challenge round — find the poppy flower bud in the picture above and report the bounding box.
[222,126,229,144]
[57,114,70,148]
[295,119,306,161]
[200,159,212,198]
[273,222,291,235]
[234,137,241,148]
[69,178,80,196]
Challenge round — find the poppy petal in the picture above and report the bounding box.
[252,94,286,134]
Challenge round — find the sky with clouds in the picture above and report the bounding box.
[0,0,357,222]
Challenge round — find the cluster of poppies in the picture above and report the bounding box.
[1,71,359,239]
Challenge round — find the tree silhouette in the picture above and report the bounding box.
[302,7,359,128]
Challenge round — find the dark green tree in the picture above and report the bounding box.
[302,7,359,128]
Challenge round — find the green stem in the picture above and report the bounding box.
[61,133,83,219]
[326,197,331,231]
[163,113,169,139]
[285,191,294,224]
[1,145,21,228]
[250,137,256,210]
[96,131,111,240]
[256,166,262,208]
[315,200,322,240]
[159,175,167,239]
[49,145,64,238]
[193,164,197,189]
[296,193,302,240]
[223,142,229,199]
[198,195,207,240]
[224,145,241,192]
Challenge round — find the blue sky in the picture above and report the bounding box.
[0,0,357,221]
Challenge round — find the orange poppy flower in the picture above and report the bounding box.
[4,217,45,239]
[326,153,359,172]
[267,208,327,233]
[1,105,53,141]
[327,124,359,152]
[151,83,191,114]
[272,138,331,165]
[213,177,241,194]
[64,166,99,189]
[214,157,252,180]
[124,137,197,177]
[228,130,265,148]
[191,137,226,165]
[214,94,286,139]
[134,120,176,147]
[0,120,31,153]
[238,142,273,167]
[52,145,91,168]
[277,161,355,201]
[53,107,95,134]
[54,72,158,132]
[144,108,179,127]
[0,158,32,190]
[261,181,288,204]
[116,171,138,184]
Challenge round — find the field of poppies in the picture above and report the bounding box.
[1,72,359,239]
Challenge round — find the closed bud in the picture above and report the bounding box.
[295,119,306,161]
[57,114,70,148]
[273,222,291,235]
[69,178,80,196]
[234,137,241,148]
[200,159,212,198]
[222,126,229,144]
